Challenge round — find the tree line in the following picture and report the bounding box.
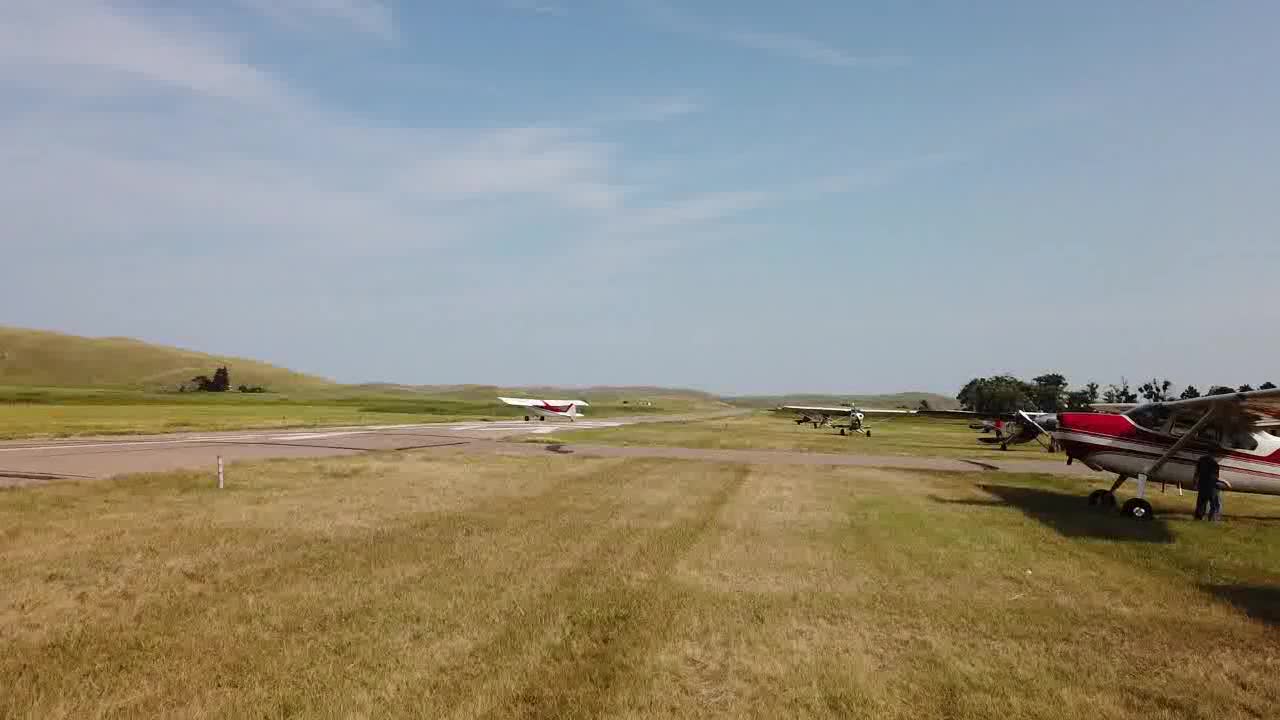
[957,374,1275,415]
[182,367,267,393]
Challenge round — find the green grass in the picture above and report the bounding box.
[0,326,730,438]
[0,325,334,390]
[537,412,1064,459]
[3,452,1277,718]
[0,386,724,439]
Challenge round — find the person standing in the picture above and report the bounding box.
[1194,454,1222,520]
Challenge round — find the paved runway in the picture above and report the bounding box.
[0,410,1090,487]
[0,419,633,485]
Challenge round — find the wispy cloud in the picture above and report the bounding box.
[0,0,764,263]
[582,94,704,126]
[505,0,567,17]
[631,1,903,68]
[805,151,968,194]
[606,190,769,234]
[723,29,906,69]
[0,0,285,103]
[234,0,396,39]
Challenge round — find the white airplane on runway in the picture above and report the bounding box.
[499,397,588,422]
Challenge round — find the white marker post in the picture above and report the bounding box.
[217,456,225,490]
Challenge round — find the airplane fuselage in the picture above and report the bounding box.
[1055,412,1280,496]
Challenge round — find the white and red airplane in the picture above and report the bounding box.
[1053,387,1280,520]
[498,396,588,422]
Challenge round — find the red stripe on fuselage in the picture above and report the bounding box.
[1056,412,1280,465]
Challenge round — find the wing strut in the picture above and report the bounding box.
[1135,406,1217,499]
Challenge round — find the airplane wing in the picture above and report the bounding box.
[779,405,855,415]
[1090,403,1140,414]
[499,397,541,407]
[858,408,917,415]
[1143,388,1280,425]
[916,409,1017,421]
[498,397,590,407]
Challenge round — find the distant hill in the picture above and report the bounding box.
[349,384,731,410]
[0,326,334,391]
[726,391,959,411]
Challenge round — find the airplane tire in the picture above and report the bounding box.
[540,416,545,421]
[866,429,872,437]
[1000,443,1008,451]
[524,416,530,421]
[1121,498,1154,521]
[840,429,846,436]
[1087,489,1116,509]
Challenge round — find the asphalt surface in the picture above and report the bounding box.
[0,419,625,486]
[0,410,1090,487]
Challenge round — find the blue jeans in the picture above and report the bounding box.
[1195,488,1222,520]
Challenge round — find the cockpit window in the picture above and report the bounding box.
[1169,412,1216,441]
[1127,406,1170,431]
[1224,431,1259,451]
[1162,411,1261,450]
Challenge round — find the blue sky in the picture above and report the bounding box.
[2,1,1277,395]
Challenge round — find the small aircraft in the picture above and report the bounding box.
[777,404,913,436]
[914,409,1061,451]
[1054,387,1280,520]
[498,396,588,422]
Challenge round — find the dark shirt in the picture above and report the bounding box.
[1196,455,1220,491]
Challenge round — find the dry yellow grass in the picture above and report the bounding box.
[540,412,1060,459]
[2,452,1278,718]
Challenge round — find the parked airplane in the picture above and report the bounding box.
[1054,387,1280,520]
[914,409,1061,451]
[498,397,588,422]
[777,405,913,436]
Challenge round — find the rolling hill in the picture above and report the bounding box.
[0,326,334,391]
[725,391,960,411]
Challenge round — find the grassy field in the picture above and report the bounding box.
[538,412,1062,460]
[0,326,731,439]
[0,325,335,390]
[0,386,725,440]
[3,451,1277,718]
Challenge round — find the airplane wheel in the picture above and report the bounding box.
[1121,498,1154,521]
[1000,443,1008,451]
[1087,490,1117,509]
[840,429,846,436]
[866,429,872,437]
[524,416,530,421]
[540,416,545,421]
